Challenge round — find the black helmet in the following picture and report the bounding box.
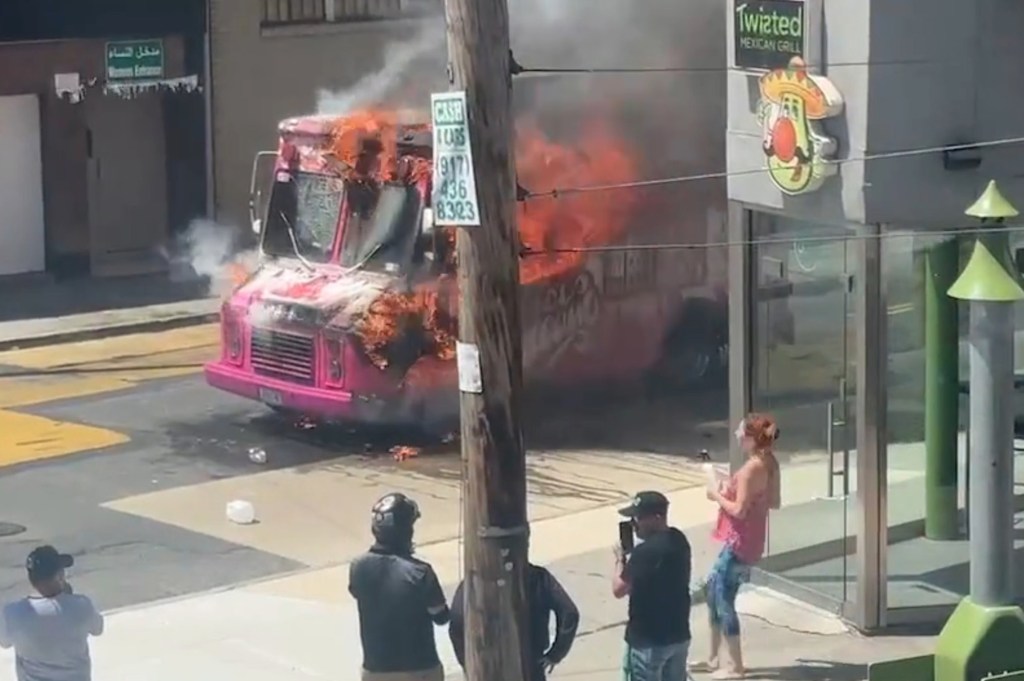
[371,493,421,549]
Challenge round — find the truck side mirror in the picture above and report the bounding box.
[421,207,434,235]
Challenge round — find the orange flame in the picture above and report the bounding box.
[390,445,422,461]
[516,118,642,285]
[351,115,643,368]
[328,109,431,184]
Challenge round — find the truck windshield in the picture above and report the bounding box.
[263,172,344,263]
[339,183,422,271]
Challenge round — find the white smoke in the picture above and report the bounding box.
[165,218,259,298]
[314,21,446,116]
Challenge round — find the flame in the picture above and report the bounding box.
[328,109,432,184]
[351,115,643,368]
[516,118,642,285]
[390,445,422,462]
[358,274,457,370]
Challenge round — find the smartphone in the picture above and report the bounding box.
[618,520,635,554]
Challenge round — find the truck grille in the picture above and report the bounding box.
[250,328,315,385]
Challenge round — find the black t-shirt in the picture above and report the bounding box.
[349,546,448,673]
[624,526,692,647]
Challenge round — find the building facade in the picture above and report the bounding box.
[725,0,1024,629]
[0,0,207,281]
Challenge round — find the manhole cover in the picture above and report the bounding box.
[0,522,26,537]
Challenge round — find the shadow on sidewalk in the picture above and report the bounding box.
[0,274,211,323]
[741,659,866,681]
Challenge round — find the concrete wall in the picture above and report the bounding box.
[209,1,442,229]
[726,0,1024,227]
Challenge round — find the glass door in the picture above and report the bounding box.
[750,213,858,611]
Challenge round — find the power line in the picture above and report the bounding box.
[520,136,1024,200]
[511,55,939,77]
[519,222,1024,257]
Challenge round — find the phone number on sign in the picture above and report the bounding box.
[435,155,477,222]
[435,197,476,222]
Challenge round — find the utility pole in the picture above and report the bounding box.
[442,0,531,680]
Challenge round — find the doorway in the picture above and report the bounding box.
[0,95,45,277]
[85,91,169,277]
[749,212,859,614]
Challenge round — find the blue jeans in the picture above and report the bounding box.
[706,545,751,637]
[622,640,690,681]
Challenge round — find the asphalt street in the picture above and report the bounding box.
[0,326,729,613]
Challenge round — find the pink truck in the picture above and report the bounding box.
[203,109,729,430]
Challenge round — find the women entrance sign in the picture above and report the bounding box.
[431,91,481,226]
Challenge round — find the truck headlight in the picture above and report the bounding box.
[324,337,344,387]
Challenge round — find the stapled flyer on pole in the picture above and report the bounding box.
[430,91,481,226]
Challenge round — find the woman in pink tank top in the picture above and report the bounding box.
[689,414,780,679]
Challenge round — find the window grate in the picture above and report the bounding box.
[261,0,441,25]
[262,0,327,26]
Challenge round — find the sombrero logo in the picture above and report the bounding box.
[757,57,844,195]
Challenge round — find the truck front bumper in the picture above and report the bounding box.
[203,361,393,422]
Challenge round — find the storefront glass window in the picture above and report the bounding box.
[750,212,858,609]
[883,226,1024,611]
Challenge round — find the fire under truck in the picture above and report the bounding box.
[203,110,730,429]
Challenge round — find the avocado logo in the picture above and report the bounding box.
[757,57,844,195]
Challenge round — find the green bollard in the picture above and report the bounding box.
[924,237,960,540]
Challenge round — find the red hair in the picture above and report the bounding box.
[742,413,779,451]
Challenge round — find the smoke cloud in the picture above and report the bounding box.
[166,219,259,298]
[315,20,447,116]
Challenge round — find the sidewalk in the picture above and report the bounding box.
[0,299,218,352]
[0,273,218,351]
[0,484,935,681]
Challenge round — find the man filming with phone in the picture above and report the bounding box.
[612,491,692,681]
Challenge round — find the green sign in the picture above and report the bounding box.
[105,40,164,81]
[734,0,805,71]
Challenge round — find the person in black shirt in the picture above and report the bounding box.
[448,562,580,681]
[349,493,450,681]
[612,491,692,681]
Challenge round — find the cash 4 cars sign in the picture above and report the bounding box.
[756,57,843,195]
[430,91,481,226]
[734,0,805,71]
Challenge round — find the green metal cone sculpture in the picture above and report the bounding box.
[965,180,1020,220]
[947,238,1024,302]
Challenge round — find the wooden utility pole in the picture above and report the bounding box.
[443,0,531,679]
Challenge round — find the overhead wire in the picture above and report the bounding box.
[510,55,941,76]
[519,222,1024,257]
[518,136,1024,201]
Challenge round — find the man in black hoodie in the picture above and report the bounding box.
[448,562,579,681]
[349,493,450,681]
[612,491,691,681]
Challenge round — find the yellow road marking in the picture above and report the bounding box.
[0,324,220,467]
[0,324,218,369]
[0,410,129,468]
[0,325,219,409]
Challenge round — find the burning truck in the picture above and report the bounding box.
[203,107,729,429]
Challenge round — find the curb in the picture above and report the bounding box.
[0,312,219,352]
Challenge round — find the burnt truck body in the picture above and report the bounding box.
[203,109,729,428]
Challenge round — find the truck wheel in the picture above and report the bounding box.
[651,303,728,393]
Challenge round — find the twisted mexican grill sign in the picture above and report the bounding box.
[734,0,806,71]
